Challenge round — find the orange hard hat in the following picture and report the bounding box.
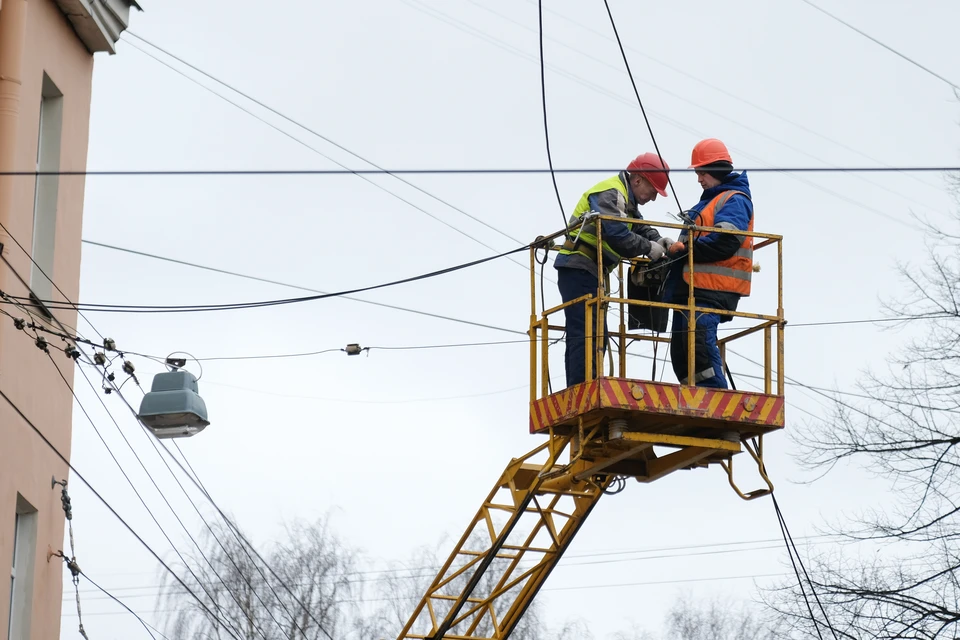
[626,152,669,196]
[689,138,732,168]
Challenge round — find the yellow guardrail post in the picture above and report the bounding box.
[686,231,696,387]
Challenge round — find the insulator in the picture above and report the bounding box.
[104,338,116,351]
[122,360,135,375]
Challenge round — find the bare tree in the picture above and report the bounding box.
[159,515,371,640]
[611,594,782,640]
[770,195,960,637]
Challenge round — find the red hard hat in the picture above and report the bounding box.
[689,138,732,168]
[626,152,669,197]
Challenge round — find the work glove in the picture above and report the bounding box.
[657,237,676,250]
[647,241,665,261]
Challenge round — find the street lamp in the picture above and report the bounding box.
[138,358,209,439]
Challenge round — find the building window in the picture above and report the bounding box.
[7,496,37,640]
[30,73,63,305]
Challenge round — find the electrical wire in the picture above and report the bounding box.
[12,241,531,314]
[772,493,841,640]
[122,31,531,250]
[514,0,944,194]
[120,38,541,283]
[0,228,322,638]
[72,532,837,597]
[0,275,255,639]
[600,0,683,217]
[477,0,946,220]
[797,0,960,92]
[94,361,339,640]
[1,166,956,176]
[0,387,240,638]
[159,438,338,640]
[4,293,949,412]
[41,351,248,640]
[104,376,306,639]
[536,0,569,231]
[74,360,279,640]
[79,570,169,639]
[385,0,940,232]
[82,239,527,336]
[0,220,105,342]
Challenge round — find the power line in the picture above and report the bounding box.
[0,386,240,637]
[81,239,527,336]
[2,166,957,177]
[772,493,841,640]
[13,241,530,314]
[524,0,943,194]
[71,534,837,603]
[537,0,570,231]
[797,0,960,92]
[40,348,248,640]
[120,37,540,283]
[79,570,170,639]
[601,0,683,216]
[392,0,938,232]
[464,0,946,217]
[159,437,339,640]
[106,377,315,639]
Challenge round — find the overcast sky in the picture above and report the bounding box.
[55,0,960,637]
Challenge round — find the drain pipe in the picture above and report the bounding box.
[0,0,28,290]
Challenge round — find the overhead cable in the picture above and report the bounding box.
[536,0,570,230]
[120,37,539,282]
[122,31,528,249]
[2,166,957,177]
[81,239,528,336]
[0,387,241,638]
[45,352,247,640]
[797,0,960,91]
[79,570,169,639]
[10,242,531,314]
[600,0,684,216]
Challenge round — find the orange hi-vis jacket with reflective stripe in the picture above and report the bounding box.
[680,190,753,296]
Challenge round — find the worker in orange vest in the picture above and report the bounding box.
[663,139,754,389]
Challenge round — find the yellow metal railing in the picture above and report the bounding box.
[529,217,785,401]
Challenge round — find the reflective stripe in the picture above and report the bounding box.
[695,264,753,281]
[558,174,636,273]
[680,367,718,385]
[680,189,753,295]
[715,220,747,244]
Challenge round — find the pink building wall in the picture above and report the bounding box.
[0,1,135,636]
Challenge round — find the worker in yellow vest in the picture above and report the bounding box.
[555,153,672,388]
[664,139,754,389]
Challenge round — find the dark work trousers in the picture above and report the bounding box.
[557,267,608,387]
[670,309,727,388]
